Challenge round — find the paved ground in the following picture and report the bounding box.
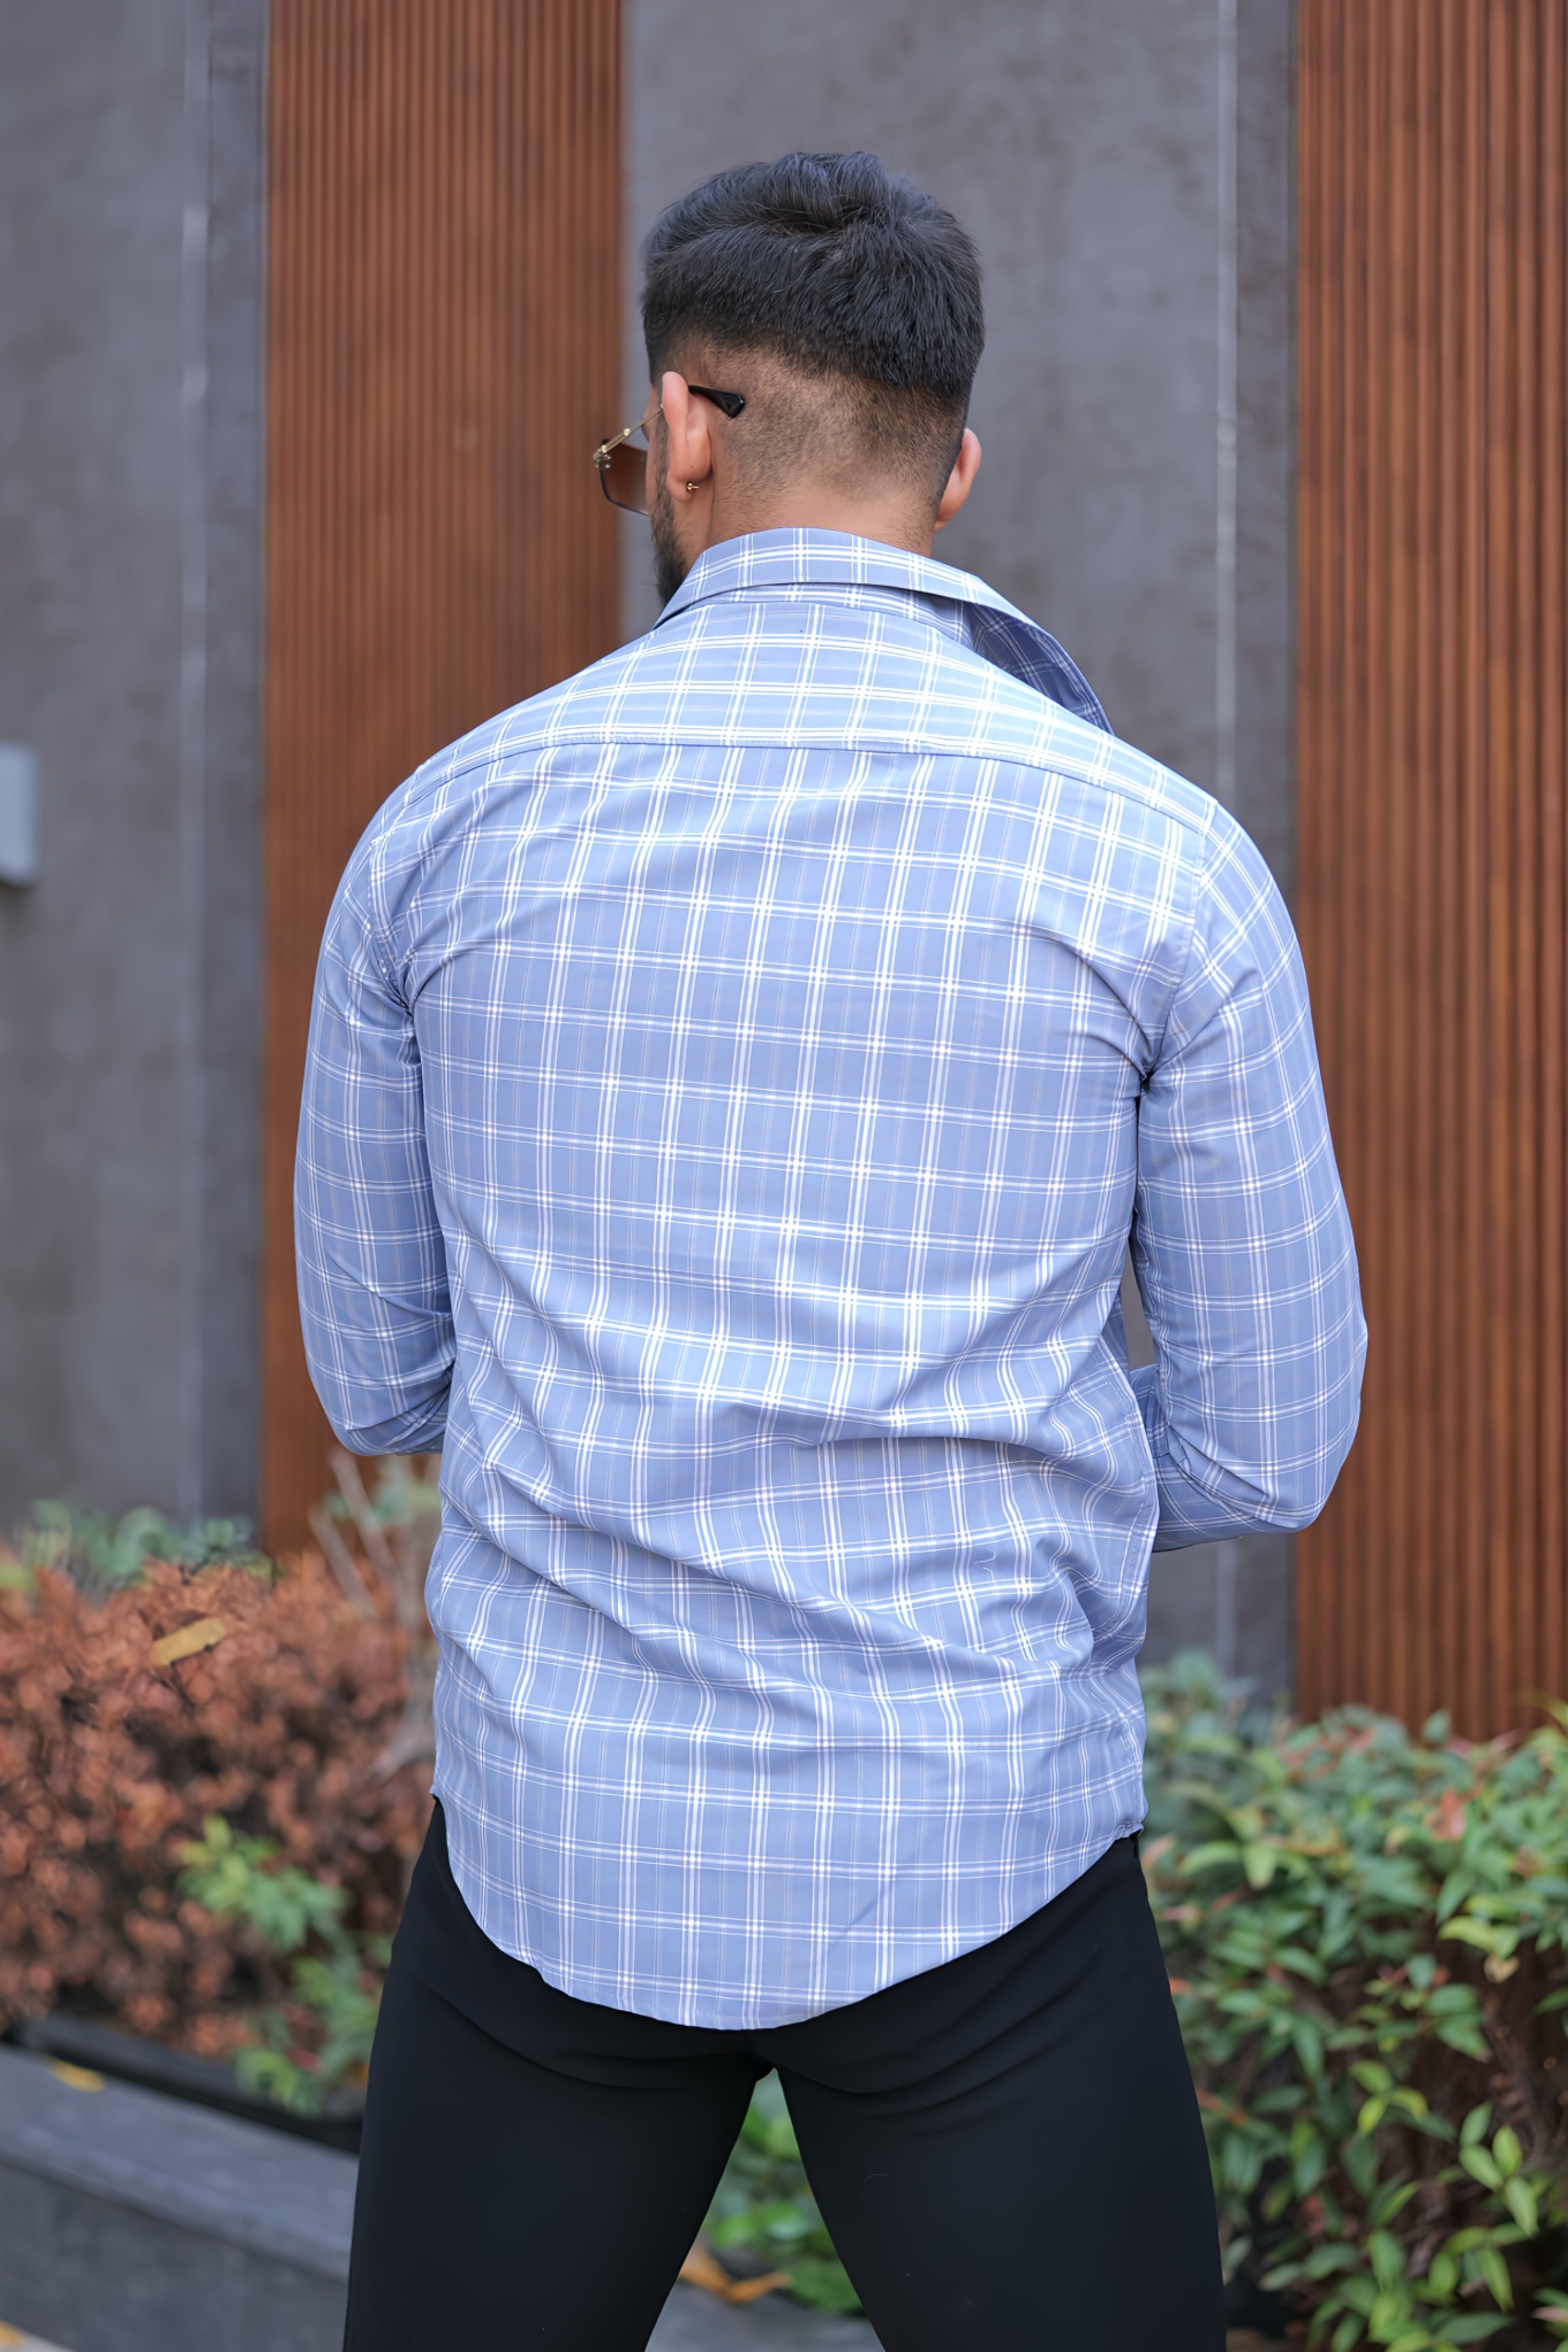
[0,2052,1287,2352]
[0,2311,1283,2350]
[0,2302,869,2352]
[652,2285,873,2347]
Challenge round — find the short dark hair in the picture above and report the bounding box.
[641,152,984,494]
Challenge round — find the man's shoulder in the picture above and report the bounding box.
[345,643,645,870]
[960,660,1224,847]
[356,613,1232,888]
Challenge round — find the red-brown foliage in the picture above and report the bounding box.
[0,1557,429,2051]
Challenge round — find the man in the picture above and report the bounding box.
[300,151,1364,2350]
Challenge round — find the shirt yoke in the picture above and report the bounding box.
[360,607,1229,899]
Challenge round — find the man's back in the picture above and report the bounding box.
[328,151,1358,2350]
[298,527,1364,2028]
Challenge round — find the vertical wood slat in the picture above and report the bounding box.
[263,0,623,1549]
[1296,1,1568,1731]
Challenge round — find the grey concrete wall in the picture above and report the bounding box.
[0,0,265,1528]
[623,0,1224,789]
[623,0,1298,1693]
[1236,0,1298,904]
[195,0,269,1524]
[0,0,1297,1681]
[0,2049,873,2352]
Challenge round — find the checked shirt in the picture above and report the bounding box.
[296,529,1365,2028]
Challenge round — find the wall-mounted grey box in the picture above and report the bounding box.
[0,744,40,886]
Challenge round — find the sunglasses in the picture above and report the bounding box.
[592,385,748,515]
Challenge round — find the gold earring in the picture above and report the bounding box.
[686,480,699,495]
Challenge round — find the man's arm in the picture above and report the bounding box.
[1129,812,1365,1548]
[295,850,454,1455]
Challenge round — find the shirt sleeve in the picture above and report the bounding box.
[294,839,454,1455]
[1128,810,1366,1549]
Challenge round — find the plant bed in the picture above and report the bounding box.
[0,2043,358,2352]
[1142,1654,1568,2348]
[6,1477,1567,2344]
[6,2016,363,2153]
[0,1467,436,2115]
[0,2049,879,2352]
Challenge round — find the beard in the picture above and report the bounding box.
[649,470,689,606]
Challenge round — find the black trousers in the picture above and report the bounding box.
[344,1806,1224,2350]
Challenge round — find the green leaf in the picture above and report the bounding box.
[1433,2019,1490,2059]
[1368,2229,1407,2290]
[1475,2246,1512,2312]
[1343,2131,1379,2197]
[1220,2232,1254,2282]
[234,2044,324,2116]
[1369,2288,1413,2334]
[1436,1869,1474,1923]
[1458,2145,1502,2191]
[1290,2012,1327,2078]
[1304,2245,1363,2281]
[1180,1841,1244,1876]
[1261,2260,1306,2291]
[1424,1986,1480,2018]
[1422,2255,1457,2305]
[1292,2123,1329,2195]
[1370,2181,1419,2227]
[1489,2125,1521,2176]
[1500,2174,1537,2235]
[758,2203,816,2243]
[776,2255,862,2313]
[1439,1917,1507,1954]
[1243,1842,1280,1888]
[1459,2104,1494,2148]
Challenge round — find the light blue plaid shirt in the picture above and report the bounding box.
[297,529,1364,2027]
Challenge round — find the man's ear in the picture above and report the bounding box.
[933,427,982,532]
[661,371,714,505]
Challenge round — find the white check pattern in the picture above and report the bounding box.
[297,530,1365,2027]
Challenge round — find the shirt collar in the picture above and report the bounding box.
[654,527,1112,734]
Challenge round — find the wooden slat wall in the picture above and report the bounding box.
[1296,0,1567,1729]
[263,0,622,1549]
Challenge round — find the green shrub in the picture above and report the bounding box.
[0,1553,423,2052]
[1143,1652,1568,2348]
[707,1662,1568,2328]
[178,1816,388,2114]
[6,1501,267,1598]
[36,1494,1562,2342]
[705,2072,862,2311]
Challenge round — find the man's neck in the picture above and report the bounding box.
[698,486,939,563]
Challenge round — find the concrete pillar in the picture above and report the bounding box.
[0,1,266,1528]
[623,0,1298,1694]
